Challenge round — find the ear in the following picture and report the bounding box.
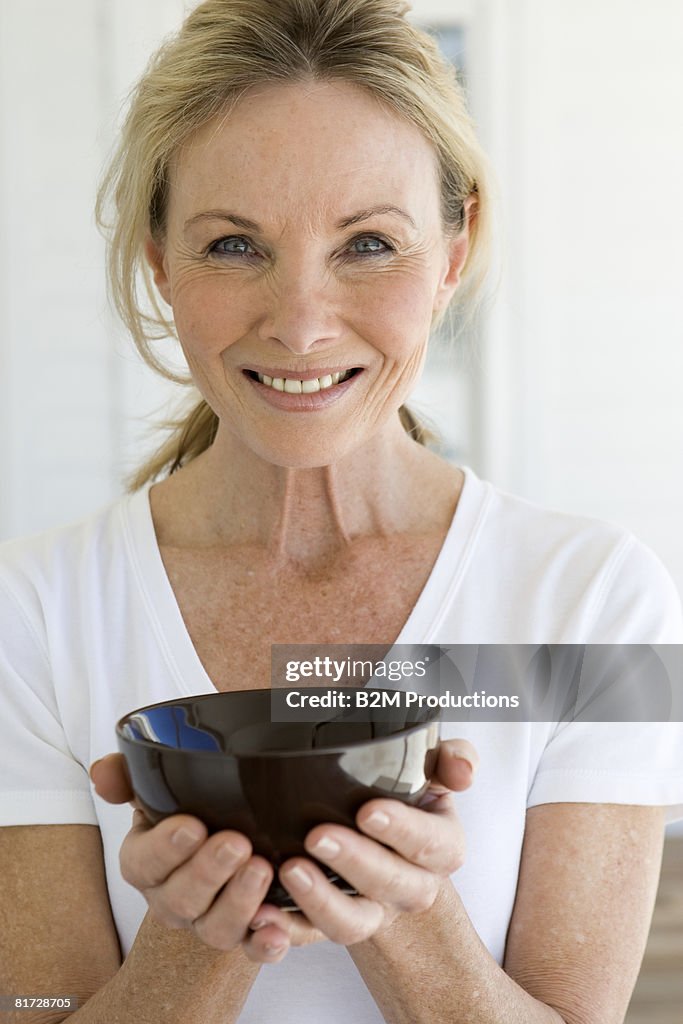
[433,193,478,314]
[144,237,172,307]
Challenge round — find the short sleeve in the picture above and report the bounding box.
[528,537,683,823]
[528,721,683,823]
[0,573,97,826]
[585,534,683,643]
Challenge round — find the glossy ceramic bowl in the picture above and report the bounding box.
[117,688,440,907]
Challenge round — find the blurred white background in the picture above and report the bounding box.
[0,1,681,582]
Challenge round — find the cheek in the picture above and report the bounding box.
[353,273,436,359]
[171,276,255,355]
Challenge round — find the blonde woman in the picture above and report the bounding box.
[1,2,681,1022]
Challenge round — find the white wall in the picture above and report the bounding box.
[0,0,111,533]
[0,0,187,537]
[470,0,683,596]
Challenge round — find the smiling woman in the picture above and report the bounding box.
[97,0,489,484]
[1,2,682,1024]
[140,79,472,470]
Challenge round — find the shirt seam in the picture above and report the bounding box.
[118,489,191,694]
[583,532,635,632]
[425,479,493,641]
[0,573,51,670]
[532,766,683,780]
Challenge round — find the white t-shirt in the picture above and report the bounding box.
[1,467,682,1024]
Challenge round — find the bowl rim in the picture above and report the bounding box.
[115,688,441,759]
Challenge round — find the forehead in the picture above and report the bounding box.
[167,79,441,227]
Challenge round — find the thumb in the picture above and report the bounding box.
[89,752,135,805]
[431,739,480,793]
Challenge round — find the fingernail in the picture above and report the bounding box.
[171,825,203,849]
[456,757,477,777]
[243,864,269,891]
[363,810,390,832]
[281,865,313,891]
[310,835,341,859]
[214,840,243,865]
[250,917,269,931]
[450,747,479,775]
[264,941,287,955]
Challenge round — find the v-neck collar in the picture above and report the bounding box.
[120,466,492,695]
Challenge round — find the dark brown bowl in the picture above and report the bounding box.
[116,688,440,908]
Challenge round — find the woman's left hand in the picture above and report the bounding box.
[242,738,478,962]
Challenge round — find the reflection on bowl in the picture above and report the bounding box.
[116,688,440,908]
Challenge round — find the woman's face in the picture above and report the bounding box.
[147,80,470,467]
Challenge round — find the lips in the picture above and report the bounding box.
[242,366,363,411]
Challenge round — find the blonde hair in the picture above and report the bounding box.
[96,0,491,490]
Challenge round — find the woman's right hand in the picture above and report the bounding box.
[90,754,292,962]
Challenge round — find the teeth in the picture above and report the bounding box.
[255,370,356,393]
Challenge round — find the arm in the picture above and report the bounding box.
[0,823,260,1024]
[347,804,665,1024]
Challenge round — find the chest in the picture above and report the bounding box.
[158,536,442,690]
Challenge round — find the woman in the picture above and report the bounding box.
[1,1,681,1022]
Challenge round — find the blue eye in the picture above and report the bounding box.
[351,236,392,255]
[210,236,256,256]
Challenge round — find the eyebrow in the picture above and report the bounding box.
[183,204,416,233]
[184,210,261,233]
[336,205,416,230]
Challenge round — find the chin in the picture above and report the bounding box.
[244,431,359,470]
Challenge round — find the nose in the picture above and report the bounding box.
[256,256,342,355]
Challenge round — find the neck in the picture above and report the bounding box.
[150,417,462,566]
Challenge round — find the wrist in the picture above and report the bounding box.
[353,877,459,952]
[125,911,261,977]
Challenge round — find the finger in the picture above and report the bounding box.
[303,823,448,914]
[248,906,326,949]
[431,739,480,792]
[243,906,294,963]
[90,753,135,804]
[242,923,291,964]
[147,831,253,928]
[278,858,384,945]
[120,812,209,889]
[191,856,274,952]
[244,907,325,963]
[355,795,465,875]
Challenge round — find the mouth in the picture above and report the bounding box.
[243,367,362,394]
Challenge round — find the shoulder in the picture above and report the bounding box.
[459,469,683,642]
[471,471,629,556]
[0,491,140,622]
[464,468,636,583]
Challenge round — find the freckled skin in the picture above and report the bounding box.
[145,79,472,565]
